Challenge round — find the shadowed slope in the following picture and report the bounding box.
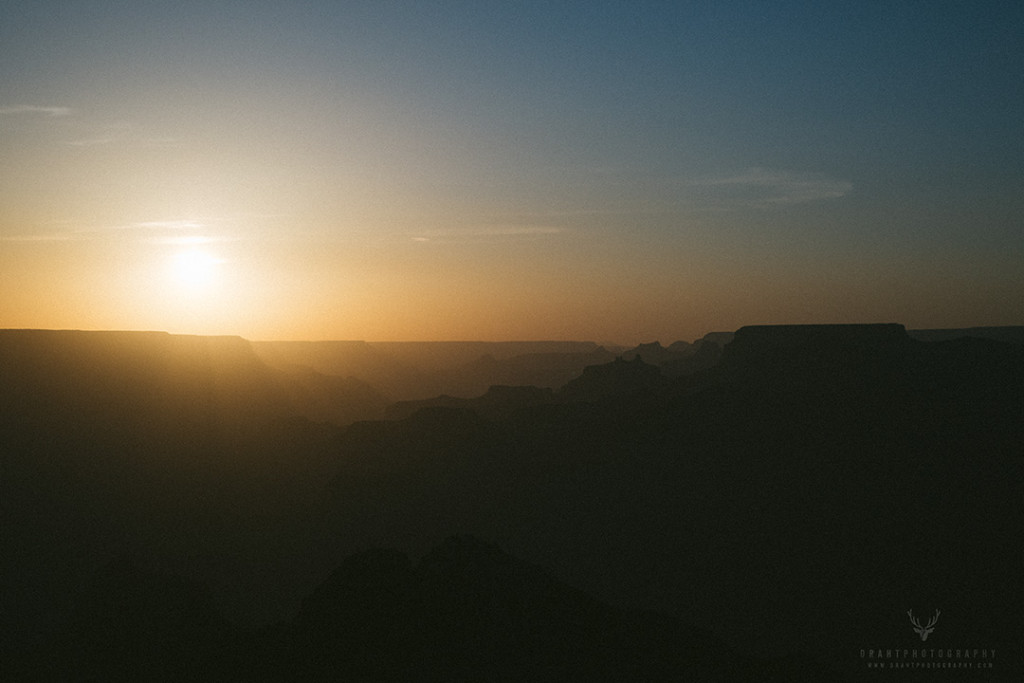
[324,325,1024,675]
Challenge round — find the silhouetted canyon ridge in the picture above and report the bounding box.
[2,324,1021,680]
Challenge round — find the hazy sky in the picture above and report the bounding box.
[2,2,1022,342]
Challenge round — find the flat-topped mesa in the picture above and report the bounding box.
[0,329,290,435]
[722,323,910,365]
[0,329,265,380]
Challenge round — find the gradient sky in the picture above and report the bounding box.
[2,1,1022,343]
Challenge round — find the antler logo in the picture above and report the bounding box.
[907,609,940,641]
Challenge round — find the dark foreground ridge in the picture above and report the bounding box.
[2,324,1021,680]
[726,322,909,353]
[18,535,840,681]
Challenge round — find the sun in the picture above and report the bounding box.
[133,245,249,333]
[167,249,223,294]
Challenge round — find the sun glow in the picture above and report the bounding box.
[168,249,223,294]
[112,242,273,336]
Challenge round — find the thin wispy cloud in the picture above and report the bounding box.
[0,105,72,117]
[0,106,140,150]
[141,137,182,148]
[521,167,854,218]
[0,232,79,242]
[154,235,236,246]
[63,135,117,147]
[130,220,209,231]
[61,120,132,147]
[682,168,852,206]
[120,219,240,245]
[410,225,565,242]
[1,218,225,243]
[0,108,151,149]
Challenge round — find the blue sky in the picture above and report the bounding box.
[1,2,1022,341]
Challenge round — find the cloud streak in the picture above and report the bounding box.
[0,232,79,242]
[409,225,565,242]
[682,168,852,206]
[0,218,224,243]
[129,220,209,231]
[0,105,72,118]
[523,167,854,219]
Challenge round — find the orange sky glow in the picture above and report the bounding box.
[2,4,1022,344]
